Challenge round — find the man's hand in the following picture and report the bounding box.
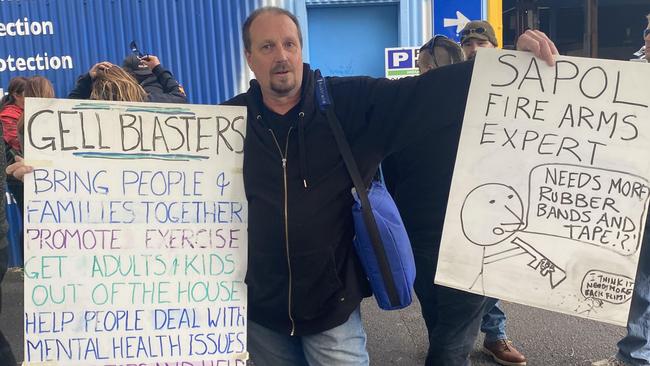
[516,29,559,66]
[6,156,33,182]
[89,61,114,79]
[140,55,161,70]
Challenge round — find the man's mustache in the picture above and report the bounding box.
[271,63,292,73]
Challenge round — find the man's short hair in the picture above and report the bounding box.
[419,35,465,70]
[243,7,303,52]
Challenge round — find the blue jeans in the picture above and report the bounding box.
[481,298,508,343]
[248,307,369,366]
[617,237,650,365]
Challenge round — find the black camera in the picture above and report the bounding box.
[129,40,147,58]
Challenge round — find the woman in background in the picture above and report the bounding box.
[0,77,22,366]
[90,64,147,102]
[69,61,148,102]
[8,66,147,182]
[7,76,55,214]
[0,77,27,157]
[23,76,55,100]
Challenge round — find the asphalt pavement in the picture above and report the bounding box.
[0,268,627,365]
[362,291,626,365]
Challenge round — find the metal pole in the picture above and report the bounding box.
[584,0,598,58]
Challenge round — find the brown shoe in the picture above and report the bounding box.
[482,339,527,366]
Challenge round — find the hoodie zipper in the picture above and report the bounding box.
[268,126,296,336]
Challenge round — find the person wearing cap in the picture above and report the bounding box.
[417,35,465,74]
[459,20,499,60]
[384,36,485,366]
[458,19,529,366]
[122,54,188,103]
[384,35,526,366]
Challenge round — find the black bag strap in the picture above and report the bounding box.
[315,72,400,307]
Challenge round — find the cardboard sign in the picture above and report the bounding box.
[22,98,248,365]
[436,48,650,325]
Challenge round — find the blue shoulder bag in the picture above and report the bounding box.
[315,72,416,310]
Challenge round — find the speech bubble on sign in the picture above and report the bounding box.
[580,270,634,304]
[525,163,650,256]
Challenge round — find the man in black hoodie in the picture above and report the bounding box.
[222,6,558,366]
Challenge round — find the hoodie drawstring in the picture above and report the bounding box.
[297,111,308,189]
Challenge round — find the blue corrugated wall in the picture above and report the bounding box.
[0,0,429,104]
[0,0,263,104]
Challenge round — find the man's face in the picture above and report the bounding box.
[246,12,303,99]
[462,38,495,60]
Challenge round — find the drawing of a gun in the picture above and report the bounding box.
[512,237,567,289]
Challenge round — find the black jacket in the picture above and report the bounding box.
[67,65,187,103]
[137,65,187,103]
[223,63,466,335]
[383,61,474,259]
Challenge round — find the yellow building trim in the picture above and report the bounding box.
[487,0,503,48]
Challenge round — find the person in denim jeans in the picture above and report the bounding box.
[618,240,650,365]
[592,220,650,366]
[481,299,506,342]
[456,20,529,366]
[248,307,368,366]
[592,15,650,366]
[384,31,558,366]
[481,299,526,365]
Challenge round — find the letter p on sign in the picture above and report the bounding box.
[385,47,419,79]
[387,49,413,69]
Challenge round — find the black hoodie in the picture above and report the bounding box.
[223,61,473,335]
[383,61,474,257]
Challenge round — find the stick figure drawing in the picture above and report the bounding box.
[461,183,567,294]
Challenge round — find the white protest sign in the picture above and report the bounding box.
[436,48,650,325]
[22,98,248,365]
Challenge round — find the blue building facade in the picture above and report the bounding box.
[0,0,435,104]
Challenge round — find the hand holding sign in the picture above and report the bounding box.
[515,29,559,66]
[6,156,33,181]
